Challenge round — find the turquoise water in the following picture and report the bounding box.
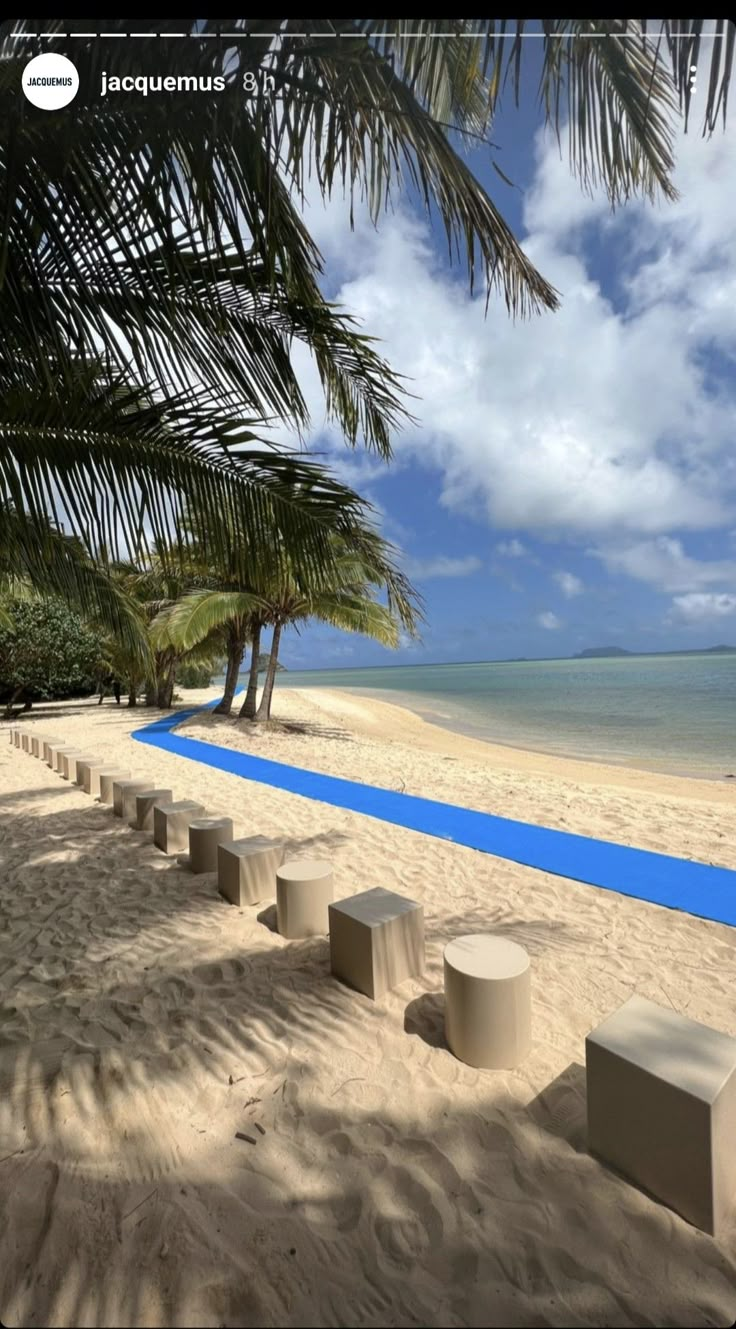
[252,654,736,777]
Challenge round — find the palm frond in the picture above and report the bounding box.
[0,504,149,662]
[151,590,263,653]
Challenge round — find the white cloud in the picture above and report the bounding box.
[538,611,561,630]
[404,554,482,579]
[595,536,736,593]
[287,114,736,550]
[496,539,526,557]
[553,570,583,597]
[671,592,736,622]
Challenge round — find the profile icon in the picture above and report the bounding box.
[22,53,79,110]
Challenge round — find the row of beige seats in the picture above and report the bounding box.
[10,722,736,1237]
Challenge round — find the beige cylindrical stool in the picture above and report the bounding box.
[188,817,234,873]
[276,859,333,939]
[132,788,174,832]
[113,779,152,820]
[98,769,130,804]
[444,934,531,1070]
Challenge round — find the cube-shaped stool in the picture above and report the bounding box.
[43,738,62,763]
[131,788,174,832]
[54,746,80,774]
[113,779,153,820]
[76,758,105,791]
[98,768,130,804]
[444,934,531,1069]
[329,887,424,999]
[62,751,95,781]
[153,800,205,854]
[30,735,45,758]
[219,837,285,908]
[586,994,736,1235]
[21,732,31,752]
[13,728,24,748]
[188,817,234,873]
[48,743,73,769]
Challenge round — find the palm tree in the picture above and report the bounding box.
[1,20,730,576]
[152,521,422,723]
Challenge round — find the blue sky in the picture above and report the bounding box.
[270,50,736,670]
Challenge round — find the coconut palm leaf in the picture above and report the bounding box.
[151,590,263,654]
[0,504,148,661]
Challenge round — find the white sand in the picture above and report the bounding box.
[1,686,735,1327]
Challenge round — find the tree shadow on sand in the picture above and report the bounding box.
[2,793,736,1326]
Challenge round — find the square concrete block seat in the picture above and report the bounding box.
[188,817,234,873]
[48,742,74,769]
[444,935,531,1070]
[329,887,424,1000]
[131,788,174,832]
[30,734,47,758]
[75,758,106,791]
[21,731,31,752]
[276,859,333,938]
[220,836,285,908]
[61,751,97,781]
[113,779,154,820]
[54,746,82,774]
[153,800,205,854]
[587,996,736,1236]
[43,737,63,763]
[97,768,130,804]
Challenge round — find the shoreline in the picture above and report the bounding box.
[220,674,734,785]
[192,685,736,821]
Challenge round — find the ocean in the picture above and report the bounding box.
[239,653,736,778]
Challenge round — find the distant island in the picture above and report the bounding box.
[575,645,735,659]
[576,646,631,658]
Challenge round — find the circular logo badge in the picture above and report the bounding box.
[22,53,79,110]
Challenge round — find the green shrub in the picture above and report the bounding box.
[0,598,105,704]
[177,660,214,689]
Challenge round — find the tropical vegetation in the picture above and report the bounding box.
[0,20,731,715]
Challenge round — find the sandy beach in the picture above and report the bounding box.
[1,685,735,1327]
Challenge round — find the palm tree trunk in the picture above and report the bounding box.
[127,682,138,707]
[254,621,282,723]
[238,619,262,720]
[215,618,246,716]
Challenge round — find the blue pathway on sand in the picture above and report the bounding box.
[133,696,736,929]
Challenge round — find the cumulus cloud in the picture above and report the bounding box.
[553,570,583,597]
[594,537,736,593]
[291,113,735,551]
[404,554,482,579]
[538,611,561,630]
[671,592,736,622]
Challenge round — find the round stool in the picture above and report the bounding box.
[189,817,234,873]
[444,934,531,1069]
[276,859,333,939]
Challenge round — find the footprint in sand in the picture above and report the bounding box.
[373,1166,444,1267]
